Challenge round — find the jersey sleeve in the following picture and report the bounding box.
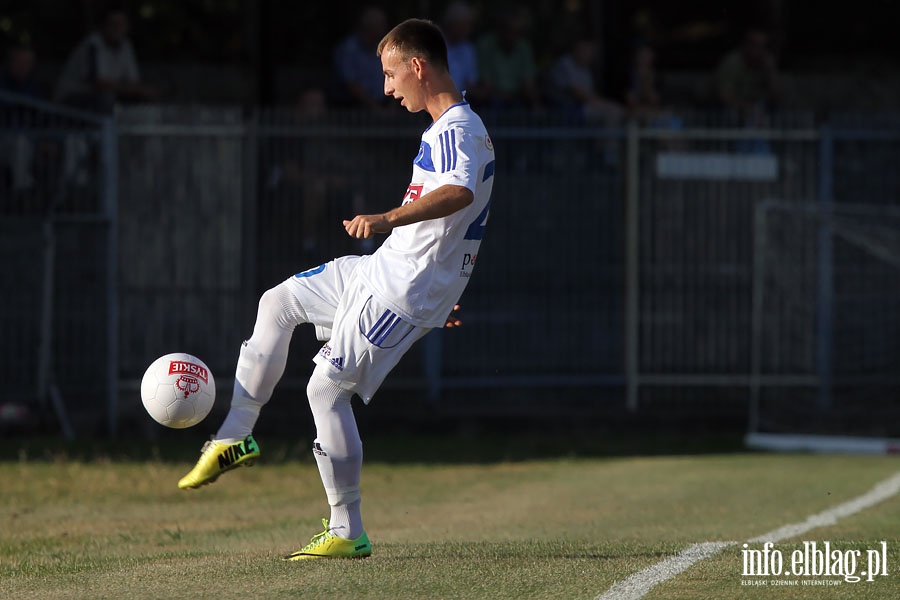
[433,126,480,192]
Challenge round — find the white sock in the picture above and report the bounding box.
[307,372,364,539]
[216,284,307,441]
[330,499,364,540]
[215,406,260,444]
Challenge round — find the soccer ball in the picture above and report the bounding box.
[140,353,216,428]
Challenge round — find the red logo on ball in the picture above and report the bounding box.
[175,375,201,397]
[168,360,209,384]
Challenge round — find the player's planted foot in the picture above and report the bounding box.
[177,434,260,490]
[283,519,372,561]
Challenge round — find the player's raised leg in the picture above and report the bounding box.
[178,258,358,490]
[178,282,310,489]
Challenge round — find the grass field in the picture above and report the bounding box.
[1,434,899,599]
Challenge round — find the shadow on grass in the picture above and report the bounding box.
[1,427,746,465]
[362,540,685,562]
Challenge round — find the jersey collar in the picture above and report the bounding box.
[425,101,469,132]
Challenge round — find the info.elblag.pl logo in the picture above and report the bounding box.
[741,541,890,586]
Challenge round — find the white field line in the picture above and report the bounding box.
[747,469,900,544]
[594,469,900,600]
[595,541,735,600]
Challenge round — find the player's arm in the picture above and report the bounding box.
[343,184,473,239]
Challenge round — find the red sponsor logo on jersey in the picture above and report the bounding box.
[168,360,209,384]
[403,183,424,204]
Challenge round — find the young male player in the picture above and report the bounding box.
[178,18,495,560]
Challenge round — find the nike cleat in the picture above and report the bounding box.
[177,434,260,490]
[283,518,372,561]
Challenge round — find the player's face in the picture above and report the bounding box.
[382,48,423,113]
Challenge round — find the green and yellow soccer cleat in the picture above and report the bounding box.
[177,435,260,490]
[283,519,372,561]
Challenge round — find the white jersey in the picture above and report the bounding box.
[356,102,495,328]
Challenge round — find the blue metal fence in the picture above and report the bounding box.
[2,99,898,436]
[0,91,118,437]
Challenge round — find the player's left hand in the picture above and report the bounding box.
[444,304,462,328]
[343,214,391,239]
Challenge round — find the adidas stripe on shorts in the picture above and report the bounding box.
[285,255,430,404]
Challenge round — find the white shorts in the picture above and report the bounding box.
[284,256,430,403]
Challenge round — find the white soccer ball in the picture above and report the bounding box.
[140,353,216,428]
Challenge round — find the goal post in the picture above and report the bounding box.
[748,201,900,452]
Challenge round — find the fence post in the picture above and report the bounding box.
[625,120,640,412]
[749,202,769,433]
[816,125,835,411]
[101,116,119,438]
[242,109,259,320]
[36,217,54,414]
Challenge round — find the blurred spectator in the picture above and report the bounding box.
[476,6,541,110]
[624,44,660,120]
[265,88,329,259]
[545,37,622,166]
[54,9,158,113]
[441,2,480,97]
[264,87,368,260]
[0,44,52,196]
[296,86,328,119]
[547,38,622,124]
[0,44,45,100]
[331,7,390,109]
[624,44,681,129]
[715,28,782,121]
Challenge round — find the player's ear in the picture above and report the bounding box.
[410,56,425,79]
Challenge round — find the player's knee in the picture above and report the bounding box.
[306,372,328,405]
[257,287,283,322]
[258,284,305,330]
[307,371,350,411]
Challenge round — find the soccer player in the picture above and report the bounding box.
[177,18,495,561]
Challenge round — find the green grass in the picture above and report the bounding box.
[1,438,899,599]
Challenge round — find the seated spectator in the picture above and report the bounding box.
[331,7,390,109]
[715,27,782,123]
[267,88,329,256]
[0,44,45,100]
[624,43,681,130]
[544,37,623,166]
[624,44,660,120]
[476,6,541,110]
[264,87,369,259]
[54,9,158,113]
[441,2,480,98]
[547,38,622,124]
[0,44,53,197]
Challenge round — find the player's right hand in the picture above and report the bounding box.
[342,214,391,239]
